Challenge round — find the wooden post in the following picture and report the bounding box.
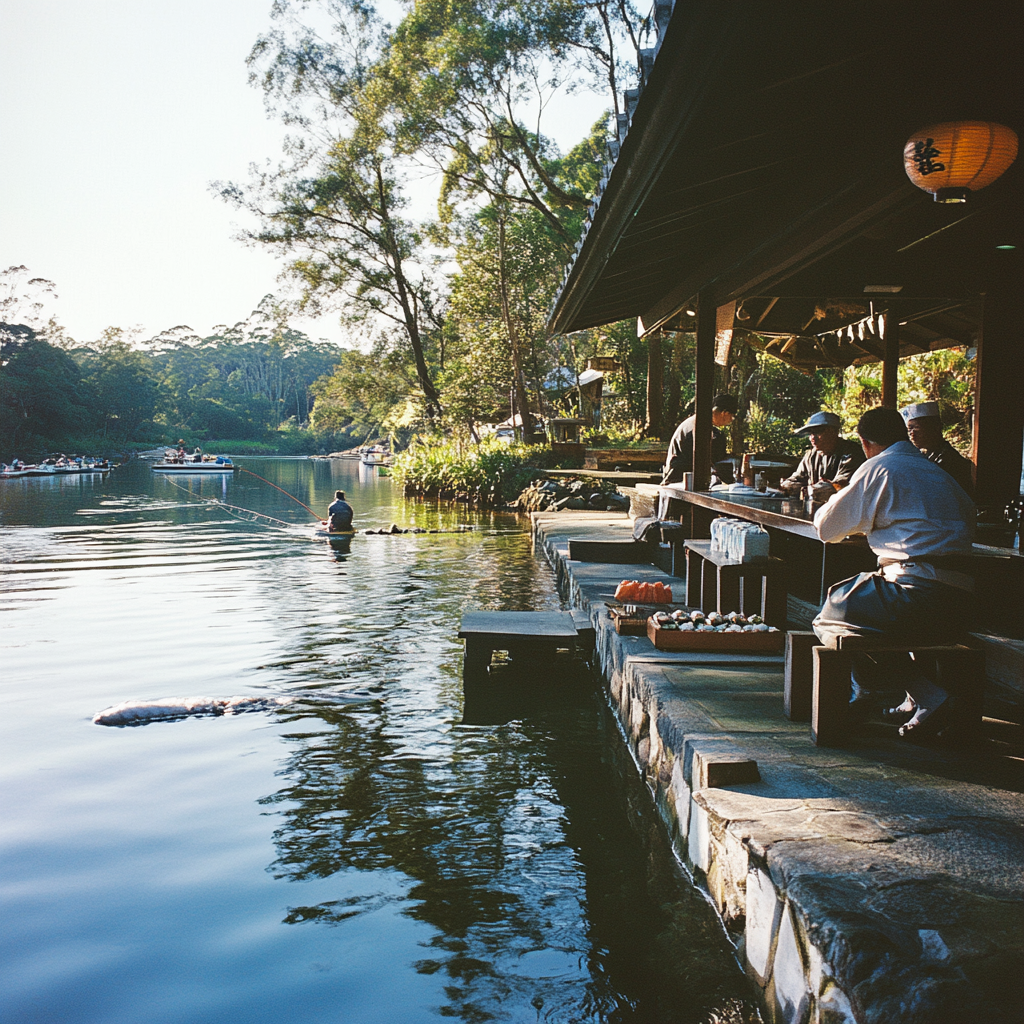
[645,331,664,439]
[693,294,715,490]
[973,283,1024,505]
[882,312,900,409]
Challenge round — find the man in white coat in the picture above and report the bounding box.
[812,407,975,738]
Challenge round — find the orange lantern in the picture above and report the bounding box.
[904,121,1018,203]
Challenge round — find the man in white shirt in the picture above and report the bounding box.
[812,407,975,738]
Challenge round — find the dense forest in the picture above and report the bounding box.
[0,0,975,461]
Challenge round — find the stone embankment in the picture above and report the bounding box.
[533,510,1024,1024]
[510,477,630,513]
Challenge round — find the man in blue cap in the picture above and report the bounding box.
[780,411,865,501]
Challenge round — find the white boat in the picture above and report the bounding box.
[152,457,238,473]
[359,446,392,467]
[1,463,35,479]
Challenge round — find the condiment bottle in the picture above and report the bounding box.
[741,454,754,487]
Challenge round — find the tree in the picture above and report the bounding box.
[221,5,443,418]
[0,325,94,453]
[84,328,160,443]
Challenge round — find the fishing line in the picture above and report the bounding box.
[238,467,321,520]
[159,475,298,530]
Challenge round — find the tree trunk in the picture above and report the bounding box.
[496,216,535,439]
[376,163,441,418]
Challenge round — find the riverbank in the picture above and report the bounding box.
[532,511,1024,1024]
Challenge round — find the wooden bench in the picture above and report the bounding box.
[458,611,579,679]
[683,540,787,626]
[807,636,986,746]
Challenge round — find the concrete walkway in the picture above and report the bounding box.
[532,511,1024,1024]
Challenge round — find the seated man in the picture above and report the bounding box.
[900,401,974,498]
[326,490,354,533]
[812,407,975,738]
[662,394,738,486]
[779,411,865,501]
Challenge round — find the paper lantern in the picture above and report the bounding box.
[904,121,1018,202]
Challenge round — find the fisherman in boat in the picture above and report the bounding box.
[326,490,354,533]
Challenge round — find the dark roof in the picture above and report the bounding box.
[548,1,1023,343]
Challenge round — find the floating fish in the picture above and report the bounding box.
[93,695,293,727]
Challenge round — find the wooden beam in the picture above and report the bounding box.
[973,281,1024,505]
[882,313,900,408]
[693,294,716,490]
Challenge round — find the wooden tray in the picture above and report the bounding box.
[647,619,785,652]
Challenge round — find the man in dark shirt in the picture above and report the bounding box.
[780,411,865,501]
[327,490,354,532]
[662,394,738,485]
[900,402,974,498]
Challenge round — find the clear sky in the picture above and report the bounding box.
[0,1,607,348]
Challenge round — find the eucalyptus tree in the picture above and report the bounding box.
[220,3,443,419]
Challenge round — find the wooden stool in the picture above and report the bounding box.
[811,637,986,746]
[784,631,819,721]
[683,540,787,626]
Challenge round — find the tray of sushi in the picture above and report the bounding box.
[647,609,784,652]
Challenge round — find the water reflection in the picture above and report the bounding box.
[0,458,759,1024]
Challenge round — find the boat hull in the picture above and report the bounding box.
[152,462,238,473]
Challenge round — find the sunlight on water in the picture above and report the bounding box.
[0,459,758,1024]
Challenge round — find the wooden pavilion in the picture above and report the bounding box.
[548,1,1022,510]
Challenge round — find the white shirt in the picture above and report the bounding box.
[813,440,975,590]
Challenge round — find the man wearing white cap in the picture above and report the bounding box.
[900,401,974,497]
[779,411,865,501]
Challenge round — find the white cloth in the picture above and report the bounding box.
[813,441,975,590]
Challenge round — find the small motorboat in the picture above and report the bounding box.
[359,445,392,467]
[152,455,238,473]
[1,462,35,479]
[313,523,356,550]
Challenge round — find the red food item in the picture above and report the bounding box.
[663,585,673,603]
[614,581,629,601]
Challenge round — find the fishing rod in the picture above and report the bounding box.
[238,467,322,521]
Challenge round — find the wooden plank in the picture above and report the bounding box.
[458,611,578,639]
[568,539,652,563]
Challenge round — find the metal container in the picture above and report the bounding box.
[681,472,694,490]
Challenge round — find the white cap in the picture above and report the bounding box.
[793,411,841,436]
[900,401,940,422]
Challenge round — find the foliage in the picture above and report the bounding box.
[0,325,95,454]
[743,401,807,457]
[830,347,975,450]
[393,433,572,502]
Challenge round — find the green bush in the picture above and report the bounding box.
[393,435,579,503]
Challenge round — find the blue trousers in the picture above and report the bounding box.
[813,571,971,702]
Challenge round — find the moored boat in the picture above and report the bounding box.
[359,445,392,467]
[152,457,239,473]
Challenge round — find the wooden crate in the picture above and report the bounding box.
[647,619,785,652]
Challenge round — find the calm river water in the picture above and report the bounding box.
[0,459,758,1024]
